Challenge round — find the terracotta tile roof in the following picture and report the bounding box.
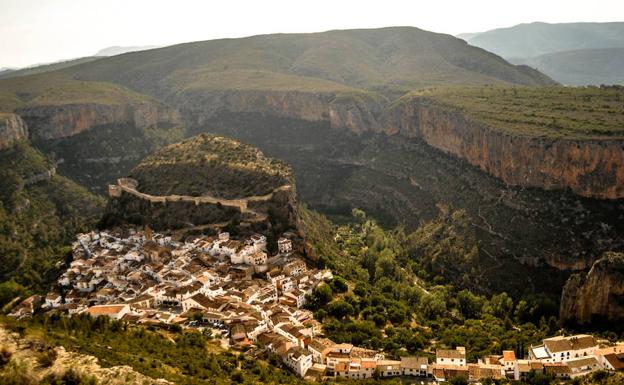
[544,335,596,353]
[401,356,428,369]
[87,304,127,316]
[437,348,466,359]
[603,353,624,370]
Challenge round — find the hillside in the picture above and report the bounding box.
[131,133,293,198]
[462,22,624,59]
[0,141,104,305]
[511,47,624,86]
[64,26,554,96]
[103,134,299,236]
[0,57,101,80]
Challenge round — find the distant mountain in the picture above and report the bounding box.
[463,22,624,59]
[66,27,553,97]
[511,47,624,85]
[95,45,161,56]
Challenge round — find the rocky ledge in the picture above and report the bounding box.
[560,251,624,326]
[16,101,182,141]
[0,113,28,150]
[382,99,624,200]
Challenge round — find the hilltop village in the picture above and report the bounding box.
[7,228,622,383]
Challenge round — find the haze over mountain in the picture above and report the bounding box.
[510,47,624,85]
[461,22,624,85]
[94,45,162,57]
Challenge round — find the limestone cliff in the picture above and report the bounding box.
[0,113,28,150]
[382,99,624,200]
[560,252,624,326]
[16,101,182,141]
[176,89,624,201]
[171,89,384,134]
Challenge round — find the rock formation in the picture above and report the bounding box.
[382,98,624,200]
[172,89,384,134]
[16,101,182,141]
[560,251,624,326]
[0,113,28,149]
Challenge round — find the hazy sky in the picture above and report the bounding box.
[1,0,623,68]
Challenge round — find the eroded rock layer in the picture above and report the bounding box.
[17,101,182,141]
[383,99,624,200]
[560,252,624,327]
[0,113,28,149]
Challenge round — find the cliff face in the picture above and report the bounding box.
[382,99,624,200]
[560,252,624,326]
[171,89,383,134]
[16,101,182,141]
[0,113,28,150]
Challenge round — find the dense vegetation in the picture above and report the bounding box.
[132,134,293,198]
[409,85,624,139]
[302,208,568,361]
[0,141,104,307]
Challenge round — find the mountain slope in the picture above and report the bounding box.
[0,57,101,80]
[0,141,104,304]
[463,22,624,59]
[511,47,624,85]
[64,26,554,97]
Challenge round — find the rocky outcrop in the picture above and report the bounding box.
[171,89,384,134]
[560,252,624,326]
[16,101,182,141]
[382,99,624,200]
[0,113,28,149]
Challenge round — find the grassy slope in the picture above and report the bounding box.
[407,85,624,139]
[131,133,293,198]
[0,72,158,112]
[0,142,104,300]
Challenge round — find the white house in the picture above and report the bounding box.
[436,347,466,366]
[251,234,267,252]
[278,237,293,254]
[401,356,428,377]
[43,293,63,309]
[529,335,598,363]
[86,304,130,320]
[283,347,313,377]
[501,350,517,372]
